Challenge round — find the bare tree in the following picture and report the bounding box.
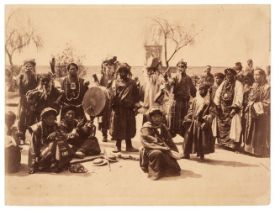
[149,17,201,67]
[5,10,43,67]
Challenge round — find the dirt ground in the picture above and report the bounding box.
[5,104,270,206]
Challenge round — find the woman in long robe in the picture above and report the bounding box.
[243,69,270,157]
[214,68,243,151]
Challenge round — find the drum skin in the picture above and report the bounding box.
[82,85,109,117]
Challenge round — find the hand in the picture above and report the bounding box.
[47,132,57,141]
[50,57,56,72]
[28,168,36,174]
[230,110,236,117]
[19,74,24,81]
[201,122,207,130]
[84,81,90,87]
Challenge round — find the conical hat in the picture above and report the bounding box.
[82,86,107,116]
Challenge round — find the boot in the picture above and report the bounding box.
[125,138,138,152]
[102,136,108,142]
[112,140,121,153]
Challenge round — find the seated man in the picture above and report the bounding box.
[5,111,21,173]
[59,106,101,159]
[28,107,72,174]
[140,107,181,180]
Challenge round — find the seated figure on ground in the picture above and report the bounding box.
[59,106,101,159]
[28,107,72,174]
[140,107,182,180]
[5,111,21,173]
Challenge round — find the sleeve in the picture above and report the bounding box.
[189,77,197,98]
[140,127,166,150]
[232,81,243,108]
[28,128,41,170]
[262,85,270,114]
[214,81,224,106]
[120,82,137,108]
[162,126,179,152]
[184,100,195,121]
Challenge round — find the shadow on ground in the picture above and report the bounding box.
[161,169,202,181]
[188,158,259,167]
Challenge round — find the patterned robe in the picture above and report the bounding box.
[61,77,88,120]
[243,82,270,157]
[214,79,243,149]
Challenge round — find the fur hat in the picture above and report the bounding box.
[40,107,58,120]
[176,60,187,68]
[116,63,131,75]
[23,59,36,67]
[224,68,237,76]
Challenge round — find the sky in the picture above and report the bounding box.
[5,5,271,67]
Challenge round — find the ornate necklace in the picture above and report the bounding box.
[64,76,81,101]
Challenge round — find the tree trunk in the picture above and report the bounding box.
[164,36,169,67]
[6,51,13,67]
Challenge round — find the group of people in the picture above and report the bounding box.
[138,58,270,180]
[5,56,270,181]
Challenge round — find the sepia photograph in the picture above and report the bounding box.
[4,3,271,206]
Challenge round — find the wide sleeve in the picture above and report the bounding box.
[140,127,167,150]
[162,125,179,152]
[189,77,197,98]
[232,80,243,108]
[120,81,138,108]
[28,127,42,170]
[214,81,224,106]
[262,84,270,114]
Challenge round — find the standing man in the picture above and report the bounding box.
[61,63,89,120]
[214,68,243,151]
[26,72,63,122]
[200,65,215,87]
[167,60,197,138]
[142,57,167,123]
[98,56,118,142]
[110,63,139,152]
[17,59,38,144]
[245,59,254,75]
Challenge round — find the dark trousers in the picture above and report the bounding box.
[116,138,133,149]
[68,136,101,155]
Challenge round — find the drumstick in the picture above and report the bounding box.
[92,74,100,85]
[104,149,111,172]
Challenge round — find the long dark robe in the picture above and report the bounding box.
[59,119,101,156]
[167,73,197,137]
[26,87,62,122]
[183,97,215,157]
[109,78,139,140]
[140,122,181,179]
[17,71,38,139]
[243,83,270,157]
[98,74,114,137]
[61,77,88,120]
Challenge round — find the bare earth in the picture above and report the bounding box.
[5,105,270,206]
